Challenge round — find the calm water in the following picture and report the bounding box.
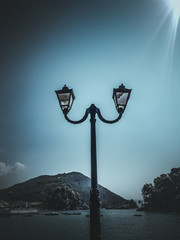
[0,209,180,240]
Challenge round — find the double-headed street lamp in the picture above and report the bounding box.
[55,84,131,239]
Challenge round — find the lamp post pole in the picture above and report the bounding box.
[90,104,99,209]
[55,84,131,240]
[89,104,100,240]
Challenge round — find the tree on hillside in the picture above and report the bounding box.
[141,168,180,211]
[142,183,153,203]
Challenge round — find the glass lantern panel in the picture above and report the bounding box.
[58,93,70,106]
[116,92,129,106]
[69,94,74,108]
[113,94,117,105]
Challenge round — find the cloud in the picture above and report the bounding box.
[0,162,26,176]
[0,162,13,176]
[15,162,26,170]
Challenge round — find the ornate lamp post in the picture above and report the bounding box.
[55,84,131,239]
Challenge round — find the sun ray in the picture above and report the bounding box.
[162,0,180,83]
[167,0,180,20]
[141,9,171,56]
[139,1,180,84]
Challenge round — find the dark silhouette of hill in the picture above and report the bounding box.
[0,172,137,210]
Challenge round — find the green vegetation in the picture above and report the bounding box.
[142,168,180,211]
[0,172,137,210]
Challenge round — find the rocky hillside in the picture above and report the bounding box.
[0,172,137,210]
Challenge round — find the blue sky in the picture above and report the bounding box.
[0,0,180,199]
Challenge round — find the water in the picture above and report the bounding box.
[0,209,180,240]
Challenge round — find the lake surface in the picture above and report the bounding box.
[0,209,180,240]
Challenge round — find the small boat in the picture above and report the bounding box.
[10,209,38,215]
[62,212,81,215]
[133,214,142,217]
[44,212,59,216]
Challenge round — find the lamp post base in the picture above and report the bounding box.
[90,188,101,240]
[90,188,100,213]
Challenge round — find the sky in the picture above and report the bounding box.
[0,0,180,199]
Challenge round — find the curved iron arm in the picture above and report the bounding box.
[64,108,90,124]
[96,108,123,124]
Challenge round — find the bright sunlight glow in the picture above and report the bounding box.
[167,0,180,19]
[144,0,180,83]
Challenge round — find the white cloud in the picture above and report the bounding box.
[0,162,26,176]
[0,162,13,176]
[15,162,26,170]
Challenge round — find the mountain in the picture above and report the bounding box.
[0,172,137,210]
